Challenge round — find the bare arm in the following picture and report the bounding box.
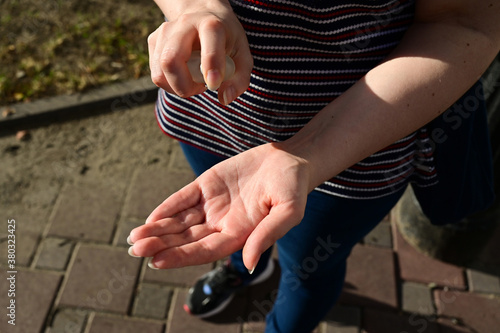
[282,0,500,191]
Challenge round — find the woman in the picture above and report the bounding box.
[128,0,500,331]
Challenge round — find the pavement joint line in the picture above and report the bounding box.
[40,181,68,245]
[82,311,95,333]
[127,258,145,317]
[113,166,143,247]
[121,167,144,221]
[26,235,44,270]
[138,258,151,288]
[28,181,67,270]
[108,201,126,248]
[41,273,65,333]
[165,288,180,333]
[0,76,158,132]
[48,241,86,328]
[30,236,68,272]
[87,311,168,324]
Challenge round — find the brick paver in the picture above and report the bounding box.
[114,218,145,247]
[325,321,359,333]
[0,210,48,267]
[48,182,124,243]
[393,223,466,289]
[401,282,435,315]
[58,244,141,313]
[48,308,88,333]
[436,318,474,333]
[132,283,173,319]
[124,167,194,219]
[362,308,440,333]
[324,305,361,333]
[434,290,500,333]
[363,218,393,249]
[466,269,500,294]
[0,269,62,333]
[1,179,62,267]
[5,227,40,267]
[87,314,164,333]
[340,244,398,309]
[35,237,74,270]
[168,290,241,333]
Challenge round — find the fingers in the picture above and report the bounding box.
[147,25,161,84]
[148,13,252,104]
[129,206,204,243]
[148,23,172,91]
[242,204,303,272]
[199,19,227,91]
[149,232,240,269]
[145,181,201,224]
[131,224,213,257]
[148,22,206,96]
[218,46,253,105]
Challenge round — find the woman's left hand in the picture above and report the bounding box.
[128,143,311,272]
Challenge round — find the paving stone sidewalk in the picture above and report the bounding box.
[0,96,499,333]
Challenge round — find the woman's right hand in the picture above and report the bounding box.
[148,0,253,105]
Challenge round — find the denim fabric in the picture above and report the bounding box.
[179,141,406,332]
[265,189,405,332]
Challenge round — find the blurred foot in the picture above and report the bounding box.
[185,259,275,318]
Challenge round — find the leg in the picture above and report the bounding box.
[265,188,406,333]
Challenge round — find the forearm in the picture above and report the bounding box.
[281,21,499,192]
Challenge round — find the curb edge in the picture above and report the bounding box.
[0,77,158,133]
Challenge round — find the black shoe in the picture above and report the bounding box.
[184,259,275,318]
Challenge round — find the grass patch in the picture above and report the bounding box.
[0,0,163,106]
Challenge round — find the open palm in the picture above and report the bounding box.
[128,143,311,271]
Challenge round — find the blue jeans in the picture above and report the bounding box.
[180,142,406,333]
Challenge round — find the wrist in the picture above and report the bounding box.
[276,114,348,191]
[154,0,232,20]
[270,140,321,193]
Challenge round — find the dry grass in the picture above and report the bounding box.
[0,0,163,106]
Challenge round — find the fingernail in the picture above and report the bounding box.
[126,236,133,245]
[206,69,221,91]
[128,246,140,258]
[248,266,255,275]
[223,86,235,105]
[148,260,159,270]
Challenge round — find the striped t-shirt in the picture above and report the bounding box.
[155,0,438,199]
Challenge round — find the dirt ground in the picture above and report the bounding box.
[0,0,162,106]
[0,102,175,262]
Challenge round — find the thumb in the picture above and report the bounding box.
[242,205,302,273]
